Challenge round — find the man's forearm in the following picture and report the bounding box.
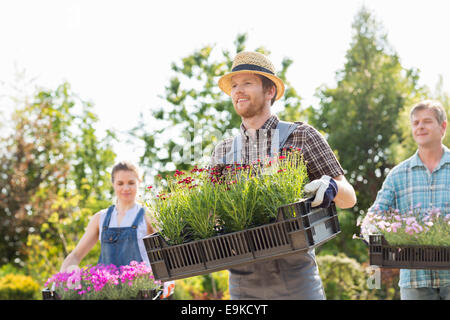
[333,176,357,209]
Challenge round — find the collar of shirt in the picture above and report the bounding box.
[239,114,280,138]
[410,145,450,170]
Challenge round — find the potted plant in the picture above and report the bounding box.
[43,261,162,300]
[143,148,341,281]
[146,148,310,243]
[358,206,450,269]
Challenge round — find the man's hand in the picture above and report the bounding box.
[304,175,338,208]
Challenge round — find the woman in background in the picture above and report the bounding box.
[60,161,174,298]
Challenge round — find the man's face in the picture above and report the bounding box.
[230,73,272,118]
[411,108,447,147]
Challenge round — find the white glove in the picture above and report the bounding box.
[304,175,336,208]
[161,281,175,299]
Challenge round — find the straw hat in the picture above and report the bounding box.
[218,51,285,101]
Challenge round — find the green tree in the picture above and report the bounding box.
[72,105,117,205]
[131,33,303,179]
[0,82,116,267]
[434,75,450,147]
[307,7,427,259]
[25,191,108,286]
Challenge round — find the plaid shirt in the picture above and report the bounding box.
[210,115,344,180]
[369,146,450,288]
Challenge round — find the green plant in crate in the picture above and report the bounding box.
[217,168,260,232]
[179,167,220,240]
[257,149,309,220]
[359,206,450,246]
[0,274,40,300]
[145,148,308,243]
[217,149,308,229]
[146,168,220,244]
[146,180,188,245]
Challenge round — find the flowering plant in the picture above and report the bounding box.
[358,206,450,246]
[44,261,161,300]
[145,148,309,244]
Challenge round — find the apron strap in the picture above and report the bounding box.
[102,205,115,231]
[223,135,241,164]
[270,120,298,157]
[131,207,145,229]
[222,120,298,164]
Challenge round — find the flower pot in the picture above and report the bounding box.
[369,235,450,269]
[143,199,340,281]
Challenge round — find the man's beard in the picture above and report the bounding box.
[234,100,266,119]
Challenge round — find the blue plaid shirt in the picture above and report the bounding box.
[369,146,450,289]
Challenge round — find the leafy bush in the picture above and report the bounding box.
[0,264,23,277]
[317,253,377,300]
[173,271,229,300]
[0,274,40,300]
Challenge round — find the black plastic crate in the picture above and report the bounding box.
[278,200,340,249]
[201,231,254,268]
[144,199,340,281]
[42,288,59,300]
[369,235,450,269]
[146,237,206,281]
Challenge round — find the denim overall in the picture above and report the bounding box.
[98,205,145,267]
[223,120,326,300]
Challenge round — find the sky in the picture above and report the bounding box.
[1,0,450,166]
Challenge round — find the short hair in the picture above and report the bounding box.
[410,100,447,125]
[257,74,277,106]
[111,161,141,183]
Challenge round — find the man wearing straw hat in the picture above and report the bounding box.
[210,51,357,299]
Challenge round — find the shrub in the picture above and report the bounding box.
[173,271,229,300]
[0,274,40,300]
[317,253,377,300]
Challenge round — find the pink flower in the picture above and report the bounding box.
[411,223,423,233]
[405,226,414,235]
[391,222,401,233]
